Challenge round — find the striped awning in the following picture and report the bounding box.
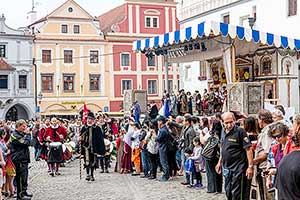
[133,21,300,51]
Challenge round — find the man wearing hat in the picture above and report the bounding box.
[80,112,105,181]
[156,115,171,182]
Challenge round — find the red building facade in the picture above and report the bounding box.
[99,0,179,111]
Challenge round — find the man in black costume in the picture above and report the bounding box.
[80,112,105,181]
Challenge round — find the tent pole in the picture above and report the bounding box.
[164,55,169,93]
[231,44,236,82]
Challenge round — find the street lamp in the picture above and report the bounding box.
[38,91,43,104]
[248,17,256,29]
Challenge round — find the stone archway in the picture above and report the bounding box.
[5,104,29,121]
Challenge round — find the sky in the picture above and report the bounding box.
[0,0,124,28]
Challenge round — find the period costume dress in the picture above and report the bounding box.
[45,124,67,176]
[80,116,105,181]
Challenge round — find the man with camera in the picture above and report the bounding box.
[10,119,33,200]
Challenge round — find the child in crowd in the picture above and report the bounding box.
[189,137,204,189]
[184,148,194,188]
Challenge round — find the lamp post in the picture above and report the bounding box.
[248,17,256,29]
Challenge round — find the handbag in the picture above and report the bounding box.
[201,135,219,160]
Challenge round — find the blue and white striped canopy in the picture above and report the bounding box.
[133,21,300,51]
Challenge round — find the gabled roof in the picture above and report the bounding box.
[29,0,95,27]
[0,59,14,71]
[98,4,126,34]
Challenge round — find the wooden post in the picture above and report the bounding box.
[231,44,236,82]
[287,79,291,107]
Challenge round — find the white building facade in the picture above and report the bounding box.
[0,15,34,120]
[177,0,300,111]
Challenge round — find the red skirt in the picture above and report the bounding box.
[121,143,132,171]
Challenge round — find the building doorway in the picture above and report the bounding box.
[5,104,29,121]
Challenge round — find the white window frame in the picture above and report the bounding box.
[239,15,250,28]
[61,24,68,33]
[147,79,158,95]
[0,74,9,90]
[63,49,74,66]
[147,56,156,67]
[89,49,100,64]
[62,73,75,92]
[121,79,133,95]
[120,52,131,67]
[0,44,7,58]
[18,74,27,89]
[89,74,101,91]
[221,12,230,24]
[41,48,53,65]
[73,24,80,34]
[185,65,191,81]
[145,16,159,28]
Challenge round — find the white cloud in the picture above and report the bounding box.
[1,0,124,28]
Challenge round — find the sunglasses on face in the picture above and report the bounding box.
[272,133,283,139]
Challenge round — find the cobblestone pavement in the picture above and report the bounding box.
[28,158,226,200]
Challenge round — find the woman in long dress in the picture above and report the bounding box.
[121,124,134,173]
[115,128,125,173]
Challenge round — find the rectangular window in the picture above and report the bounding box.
[199,61,207,77]
[288,0,297,16]
[148,80,157,94]
[145,16,159,28]
[168,80,173,93]
[61,25,68,33]
[122,80,132,93]
[121,53,130,66]
[64,50,73,63]
[153,17,158,28]
[42,50,51,63]
[185,65,191,81]
[147,56,156,66]
[0,45,6,58]
[90,50,99,63]
[163,80,173,93]
[0,75,8,89]
[19,75,27,89]
[146,17,151,27]
[63,74,74,92]
[41,75,53,92]
[90,74,100,91]
[73,25,80,34]
[223,14,230,24]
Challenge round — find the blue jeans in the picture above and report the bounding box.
[175,149,182,169]
[159,148,169,180]
[141,149,150,176]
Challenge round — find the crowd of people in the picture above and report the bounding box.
[0,93,300,200]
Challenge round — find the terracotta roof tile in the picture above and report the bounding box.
[98,4,126,34]
[0,59,14,71]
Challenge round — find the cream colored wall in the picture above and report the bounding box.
[34,2,108,114]
[42,22,98,35]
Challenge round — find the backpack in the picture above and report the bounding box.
[201,135,219,160]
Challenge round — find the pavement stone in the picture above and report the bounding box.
[28,157,226,200]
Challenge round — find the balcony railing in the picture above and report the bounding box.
[178,0,240,21]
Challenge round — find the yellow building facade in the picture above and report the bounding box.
[30,0,109,118]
